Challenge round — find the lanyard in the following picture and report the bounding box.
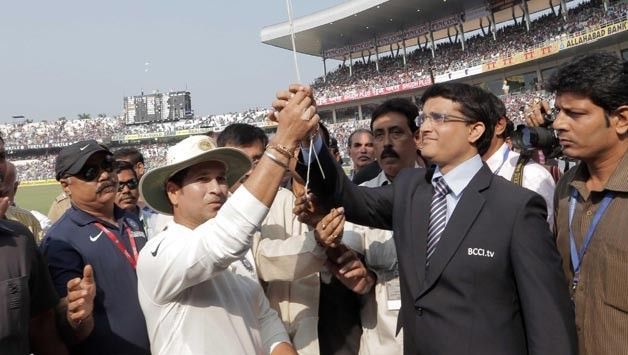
[94,222,139,269]
[494,147,510,175]
[568,188,614,288]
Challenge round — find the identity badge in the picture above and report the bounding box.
[386,277,401,311]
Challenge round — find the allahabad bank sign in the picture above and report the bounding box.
[561,19,627,49]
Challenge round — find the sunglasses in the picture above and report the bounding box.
[117,178,139,192]
[74,156,115,182]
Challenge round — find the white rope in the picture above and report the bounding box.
[285,0,301,83]
[285,0,325,192]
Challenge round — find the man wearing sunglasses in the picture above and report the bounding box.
[40,140,150,355]
[115,161,140,212]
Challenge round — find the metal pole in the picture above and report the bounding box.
[522,0,531,32]
[560,0,568,21]
[349,52,353,76]
[459,22,465,51]
[490,13,497,40]
[375,43,380,72]
[402,39,407,67]
[429,29,435,58]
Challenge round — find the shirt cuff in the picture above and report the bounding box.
[269,341,291,354]
[300,133,323,165]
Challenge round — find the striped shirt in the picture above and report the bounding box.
[555,151,628,355]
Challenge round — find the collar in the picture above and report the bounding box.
[374,170,392,187]
[67,204,128,228]
[570,150,628,198]
[365,162,423,187]
[0,220,16,234]
[433,154,484,197]
[485,143,509,172]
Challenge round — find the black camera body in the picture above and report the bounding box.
[511,109,562,159]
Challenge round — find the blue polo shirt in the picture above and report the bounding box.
[41,205,150,355]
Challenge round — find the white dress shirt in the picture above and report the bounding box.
[485,143,555,226]
[432,154,484,222]
[136,187,290,355]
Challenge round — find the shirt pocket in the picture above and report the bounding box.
[604,244,628,312]
[0,276,28,339]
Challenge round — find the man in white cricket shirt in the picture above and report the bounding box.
[135,90,318,355]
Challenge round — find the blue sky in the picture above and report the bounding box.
[0,0,344,122]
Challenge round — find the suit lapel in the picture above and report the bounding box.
[418,165,492,298]
[408,175,433,299]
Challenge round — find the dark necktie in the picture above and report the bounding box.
[426,176,450,266]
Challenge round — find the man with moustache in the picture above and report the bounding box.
[347,129,375,181]
[41,140,150,355]
[114,148,160,238]
[341,98,420,354]
[114,161,141,215]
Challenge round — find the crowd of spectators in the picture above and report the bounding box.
[1,109,271,151]
[4,1,624,181]
[312,0,626,101]
[10,88,551,181]
[120,109,270,136]
[502,91,555,126]
[13,155,56,182]
[0,117,123,150]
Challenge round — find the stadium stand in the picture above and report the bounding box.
[312,0,627,102]
[3,0,626,182]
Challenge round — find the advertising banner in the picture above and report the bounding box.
[316,77,432,106]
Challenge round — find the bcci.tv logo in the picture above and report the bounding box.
[468,248,495,258]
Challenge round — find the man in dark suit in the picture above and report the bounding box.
[285,83,576,354]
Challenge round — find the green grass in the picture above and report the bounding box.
[15,184,62,215]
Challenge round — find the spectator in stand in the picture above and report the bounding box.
[311,1,626,103]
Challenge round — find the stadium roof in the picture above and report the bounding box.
[261,0,551,59]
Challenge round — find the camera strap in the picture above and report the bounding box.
[511,155,530,186]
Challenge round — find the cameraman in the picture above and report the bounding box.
[483,93,556,227]
[527,52,627,355]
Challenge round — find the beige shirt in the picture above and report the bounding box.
[254,187,326,355]
[343,170,404,355]
[555,151,628,355]
[6,205,43,243]
[47,192,71,223]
